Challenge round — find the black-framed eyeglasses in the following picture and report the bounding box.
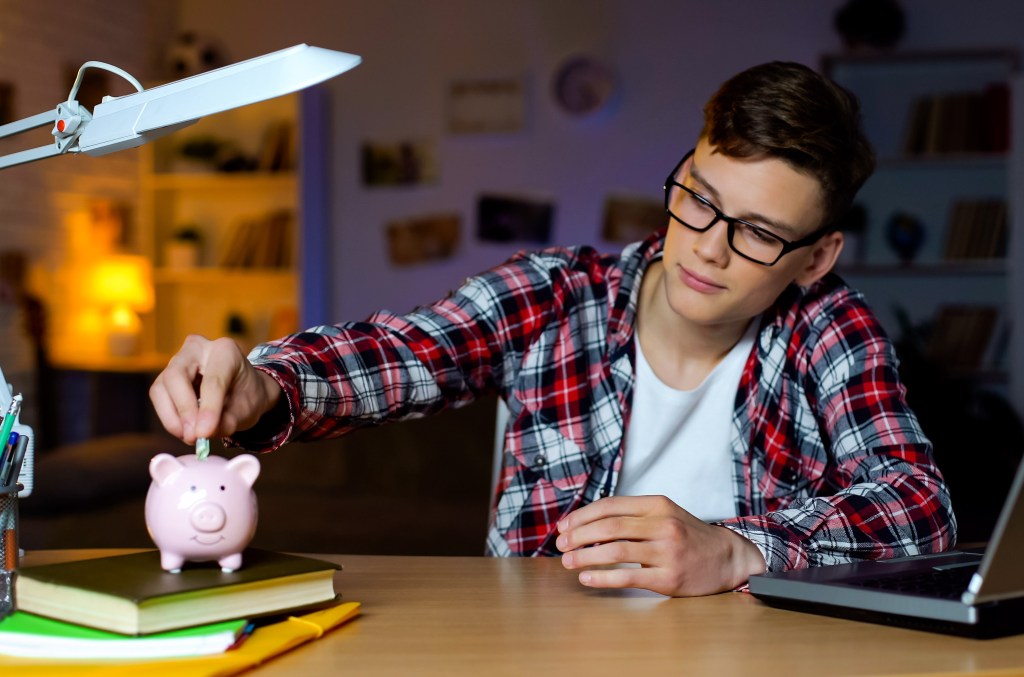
[663,149,828,266]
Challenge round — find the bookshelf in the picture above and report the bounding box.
[138,95,301,356]
[824,51,1018,393]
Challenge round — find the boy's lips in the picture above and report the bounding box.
[680,266,725,293]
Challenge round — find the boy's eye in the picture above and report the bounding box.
[747,226,778,244]
[690,193,715,212]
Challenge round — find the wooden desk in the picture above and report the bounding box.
[21,551,1024,675]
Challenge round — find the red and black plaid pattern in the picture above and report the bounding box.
[241,229,955,571]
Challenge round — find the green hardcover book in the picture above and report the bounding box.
[15,549,341,635]
[0,611,249,659]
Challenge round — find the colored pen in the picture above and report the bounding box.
[0,432,17,488]
[3,435,27,487]
[0,431,13,465]
[0,394,22,464]
[226,621,257,651]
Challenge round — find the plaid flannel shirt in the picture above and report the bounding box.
[240,229,956,572]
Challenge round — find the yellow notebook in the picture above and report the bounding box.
[0,601,360,675]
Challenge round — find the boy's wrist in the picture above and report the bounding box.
[256,368,283,418]
[229,368,290,448]
[723,527,767,588]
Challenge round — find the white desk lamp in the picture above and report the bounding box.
[0,44,361,494]
[0,43,360,170]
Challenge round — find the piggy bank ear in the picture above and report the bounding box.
[149,453,185,486]
[226,454,260,487]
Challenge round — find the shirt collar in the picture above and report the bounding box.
[608,228,666,353]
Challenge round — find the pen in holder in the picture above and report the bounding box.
[0,482,18,615]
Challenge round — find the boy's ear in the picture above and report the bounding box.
[794,231,844,287]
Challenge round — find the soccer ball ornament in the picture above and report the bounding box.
[165,32,224,78]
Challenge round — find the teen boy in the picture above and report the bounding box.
[150,61,956,597]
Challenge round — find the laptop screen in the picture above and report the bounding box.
[968,454,1024,604]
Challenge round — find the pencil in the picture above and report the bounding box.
[2,528,15,570]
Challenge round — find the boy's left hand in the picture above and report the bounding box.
[556,495,766,596]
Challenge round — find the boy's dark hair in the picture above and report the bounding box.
[701,61,875,231]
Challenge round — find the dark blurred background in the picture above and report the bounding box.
[1,0,1021,553]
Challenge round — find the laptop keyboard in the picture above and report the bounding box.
[849,564,978,600]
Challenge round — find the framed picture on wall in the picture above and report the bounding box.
[601,195,665,243]
[361,139,438,187]
[446,78,525,134]
[385,213,461,266]
[476,194,554,244]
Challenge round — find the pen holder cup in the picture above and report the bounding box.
[0,484,18,615]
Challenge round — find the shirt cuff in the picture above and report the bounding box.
[224,365,296,452]
[716,515,810,573]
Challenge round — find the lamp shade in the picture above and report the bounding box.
[84,255,155,312]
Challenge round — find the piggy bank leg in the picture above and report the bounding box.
[219,552,243,573]
[160,552,186,574]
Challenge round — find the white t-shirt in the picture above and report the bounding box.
[615,320,758,522]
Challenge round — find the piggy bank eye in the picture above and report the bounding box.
[190,485,197,491]
[220,485,226,491]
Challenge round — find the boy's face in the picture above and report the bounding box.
[660,138,841,331]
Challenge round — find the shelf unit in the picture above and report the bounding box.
[138,94,301,357]
[836,260,1007,279]
[824,51,1018,393]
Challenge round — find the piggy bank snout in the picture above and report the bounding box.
[190,502,227,532]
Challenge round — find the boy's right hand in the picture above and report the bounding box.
[149,335,282,444]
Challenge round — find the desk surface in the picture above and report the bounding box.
[22,551,1024,676]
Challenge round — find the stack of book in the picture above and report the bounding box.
[903,83,1010,156]
[943,199,1009,261]
[925,304,1002,374]
[0,613,250,659]
[218,209,294,269]
[2,548,350,661]
[258,120,297,173]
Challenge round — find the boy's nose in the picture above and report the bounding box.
[692,219,731,264]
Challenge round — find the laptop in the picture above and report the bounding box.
[748,455,1024,638]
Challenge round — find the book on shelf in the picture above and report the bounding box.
[903,83,1010,156]
[981,313,1013,374]
[14,549,341,635]
[925,304,1000,373]
[258,119,297,173]
[217,209,294,269]
[982,82,1011,153]
[0,612,249,659]
[942,198,1008,260]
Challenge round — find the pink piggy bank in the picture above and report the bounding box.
[145,453,260,573]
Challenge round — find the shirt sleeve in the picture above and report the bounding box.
[227,251,562,452]
[718,288,957,572]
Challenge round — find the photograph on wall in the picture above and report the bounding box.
[476,194,554,244]
[0,82,13,125]
[446,78,525,134]
[601,194,665,243]
[385,212,461,266]
[361,139,438,187]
